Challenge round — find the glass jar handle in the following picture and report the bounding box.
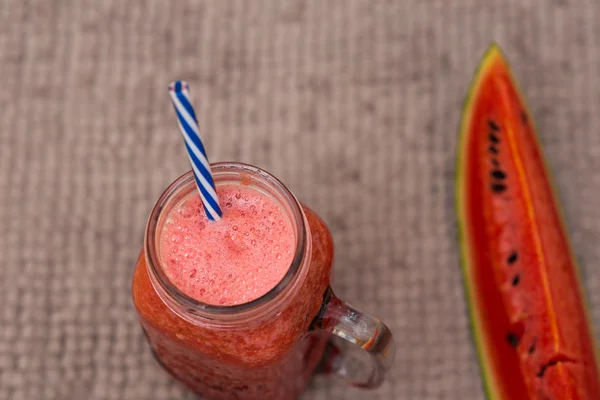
[311,286,396,388]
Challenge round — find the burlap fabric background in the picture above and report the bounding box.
[2,1,600,399]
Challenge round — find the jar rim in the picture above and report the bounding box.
[144,162,309,326]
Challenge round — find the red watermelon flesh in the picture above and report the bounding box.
[456,43,600,399]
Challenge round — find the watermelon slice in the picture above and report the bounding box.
[456,42,600,399]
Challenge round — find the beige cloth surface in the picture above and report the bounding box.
[2,1,600,399]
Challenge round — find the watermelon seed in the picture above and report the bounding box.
[489,133,499,144]
[488,120,500,131]
[507,252,518,264]
[506,332,519,348]
[521,111,528,124]
[491,159,500,167]
[488,146,498,155]
[511,274,520,286]
[491,170,507,180]
[528,342,536,354]
[491,183,506,193]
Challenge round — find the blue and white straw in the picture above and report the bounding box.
[168,81,222,221]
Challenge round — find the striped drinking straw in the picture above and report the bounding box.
[168,81,222,221]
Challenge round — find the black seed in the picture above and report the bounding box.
[491,159,500,167]
[491,183,507,193]
[521,111,528,124]
[491,170,507,180]
[507,252,518,264]
[488,120,500,131]
[488,146,498,155]
[489,133,500,144]
[506,332,519,348]
[528,342,536,354]
[511,274,520,286]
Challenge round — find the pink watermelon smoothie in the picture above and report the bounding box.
[159,184,295,306]
[132,166,335,399]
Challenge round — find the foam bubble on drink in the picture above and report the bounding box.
[160,184,296,306]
